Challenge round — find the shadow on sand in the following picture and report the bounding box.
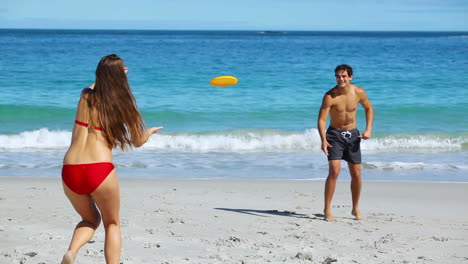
[214,208,323,220]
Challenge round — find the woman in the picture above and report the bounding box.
[61,54,163,264]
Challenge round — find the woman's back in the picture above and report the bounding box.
[63,93,112,164]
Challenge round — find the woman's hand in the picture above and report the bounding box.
[134,127,164,148]
[147,126,164,136]
[135,126,164,147]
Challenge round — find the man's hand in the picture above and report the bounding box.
[321,140,332,156]
[359,130,372,140]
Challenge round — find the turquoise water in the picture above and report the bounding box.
[0,29,467,181]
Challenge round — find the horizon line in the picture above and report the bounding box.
[1,28,467,33]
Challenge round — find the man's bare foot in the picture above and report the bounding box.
[61,251,75,264]
[351,209,364,220]
[324,210,336,222]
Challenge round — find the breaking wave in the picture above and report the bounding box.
[0,128,467,153]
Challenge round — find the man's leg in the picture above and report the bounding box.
[324,160,341,221]
[348,162,364,220]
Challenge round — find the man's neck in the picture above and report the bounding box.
[336,84,352,93]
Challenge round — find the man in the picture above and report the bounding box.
[317,64,374,221]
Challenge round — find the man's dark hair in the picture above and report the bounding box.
[335,64,353,77]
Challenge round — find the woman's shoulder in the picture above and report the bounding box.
[81,87,93,96]
[76,87,94,109]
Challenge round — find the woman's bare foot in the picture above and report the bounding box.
[351,209,364,220]
[61,251,75,264]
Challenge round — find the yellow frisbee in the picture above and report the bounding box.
[209,76,238,87]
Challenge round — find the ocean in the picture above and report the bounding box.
[0,29,467,182]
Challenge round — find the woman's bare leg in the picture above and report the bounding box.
[61,183,101,264]
[91,170,121,264]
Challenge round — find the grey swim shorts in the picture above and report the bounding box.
[326,126,361,164]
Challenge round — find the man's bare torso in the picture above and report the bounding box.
[327,84,362,130]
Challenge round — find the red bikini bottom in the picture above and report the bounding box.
[62,162,115,195]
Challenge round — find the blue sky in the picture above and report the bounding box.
[1,0,467,31]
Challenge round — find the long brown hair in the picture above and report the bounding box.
[87,54,145,150]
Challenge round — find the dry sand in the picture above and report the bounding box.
[1,177,467,263]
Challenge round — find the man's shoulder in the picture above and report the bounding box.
[325,86,339,98]
[352,84,366,93]
[352,85,371,103]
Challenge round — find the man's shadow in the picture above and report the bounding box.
[214,208,323,220]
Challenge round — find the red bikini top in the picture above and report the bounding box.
[75,120,102,131]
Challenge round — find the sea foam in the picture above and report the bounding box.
[1,128,466,153]
[0,128,71,150]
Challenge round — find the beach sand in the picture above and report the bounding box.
[0,177,467,263]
